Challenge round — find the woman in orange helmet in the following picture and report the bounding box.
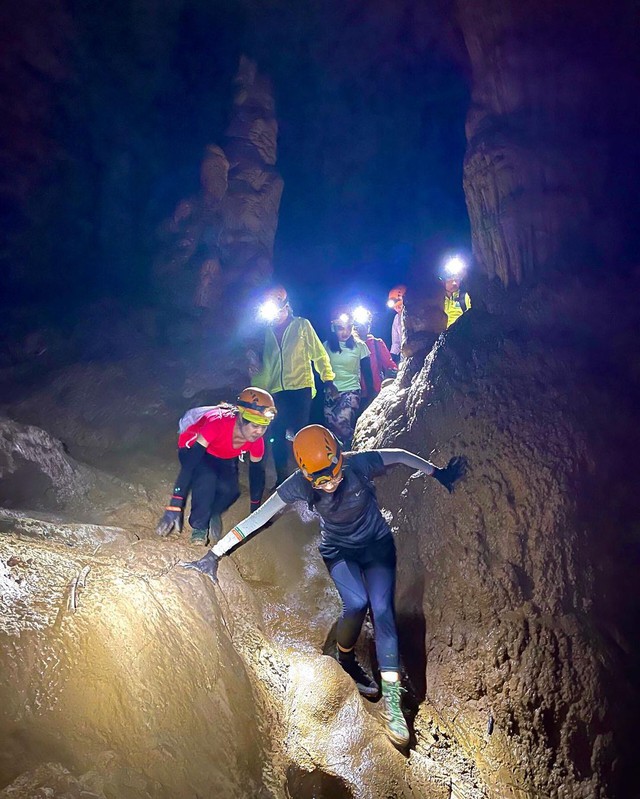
[185,424,466,748]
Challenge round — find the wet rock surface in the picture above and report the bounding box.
[0,341,488,799]
[357,281,640,798]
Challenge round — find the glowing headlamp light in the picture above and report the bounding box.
[352,306,371,325]
[387,298,398,308]
[443,255,467,278]
[258,300,281,322]
[337,313,350,325]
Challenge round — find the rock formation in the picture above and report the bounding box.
[357,1,640,796]
[154,56,283,337]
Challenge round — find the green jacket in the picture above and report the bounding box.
[254,316,335,397]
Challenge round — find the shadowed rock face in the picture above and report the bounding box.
[154,55,282,338]
[358,285,640,796]
[457,0,640,288]
[360,2,640,793]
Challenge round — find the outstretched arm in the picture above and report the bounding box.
[182,491,288,579]
[377,448,467,493]
[213,491,286,557]
[378,448,436,474]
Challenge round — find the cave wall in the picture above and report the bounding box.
[457,0,640,288]
[356,2,640,796]
[154,55,282,338]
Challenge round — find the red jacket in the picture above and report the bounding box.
[360,335,397,395]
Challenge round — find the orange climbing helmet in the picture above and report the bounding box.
[387,285,406,308]
[293,425,343,485]
[236,387,277,426]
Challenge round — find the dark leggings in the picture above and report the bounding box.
[326,539,399,672]
[271,387,312,481]
[181,450,240,530]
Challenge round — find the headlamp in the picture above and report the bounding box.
[237,399,277,424]
[387,298,398,308]
[442,255,467,278]
[258,300,281,322]
[352,306,371,325]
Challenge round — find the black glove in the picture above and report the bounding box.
[250,499,261,514]
[182,550,220,582]
[433,456,468,493]
[156,508,183,536]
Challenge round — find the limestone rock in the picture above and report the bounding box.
[457,0,640,286]
[153,55,282,340]
[357,281,640,797]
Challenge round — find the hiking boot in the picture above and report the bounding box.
[380,679,410,747]
[208,513,223,543]
[190,527,208,545]
[337,650,379,698]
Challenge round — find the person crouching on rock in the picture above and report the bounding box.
[156,388,276,545]
[183,423,466,748]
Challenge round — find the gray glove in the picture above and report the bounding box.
[181,550,220,582]
[156,509,182,536]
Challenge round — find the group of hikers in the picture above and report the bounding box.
[157,270,470,747]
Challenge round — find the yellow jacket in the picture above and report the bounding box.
[444,291,471,328]
[253,316,335,397]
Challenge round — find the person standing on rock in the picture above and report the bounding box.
[322,307,375,449]
[387,285,406,364]
[184,424,467,748]
[250,285,338,488]
[440,256,471,328]
[155,388,276,545]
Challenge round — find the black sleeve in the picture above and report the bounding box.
[348,451,386,480]
[249,459,266,504]
[276,471,310,504]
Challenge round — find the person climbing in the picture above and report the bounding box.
[183,424,467,748]
[386,285,406,364]
[352,306,397,400]
[155,387,276,545]
[322,308,375,449]
[250,285,338,487]
[440,256,471,328]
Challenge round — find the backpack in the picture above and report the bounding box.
[178,403,236,434]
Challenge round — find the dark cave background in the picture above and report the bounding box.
[0,0,471,339]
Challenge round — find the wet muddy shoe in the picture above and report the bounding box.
[190,528,208,545]
[337,650,379,698]
[381,679,410,747]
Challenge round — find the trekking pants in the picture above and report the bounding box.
[271,387,312,482]
[180,450,240,530]
[323,389,361,450]
[325,536,399,672]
